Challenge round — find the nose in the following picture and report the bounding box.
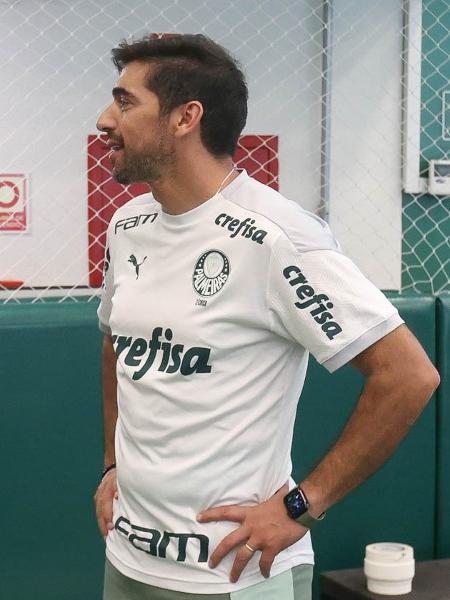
[96,103,117,133]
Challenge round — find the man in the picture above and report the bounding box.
[94,34,439,600]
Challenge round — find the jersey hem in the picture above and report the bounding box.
[105,547,314,594]
[321,312,404,372]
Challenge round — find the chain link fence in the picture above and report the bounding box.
[0,0,448,303]
[402,0,450,293]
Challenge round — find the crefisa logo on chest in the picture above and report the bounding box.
[193,250,230,297]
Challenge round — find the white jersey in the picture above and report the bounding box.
[98,169,403,594]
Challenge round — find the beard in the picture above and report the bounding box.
[112,123,175,185]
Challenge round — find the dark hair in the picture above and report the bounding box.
[111,34,248,157]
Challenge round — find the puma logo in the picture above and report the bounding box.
[128,254,147,279]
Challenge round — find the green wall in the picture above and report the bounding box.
[402,0,450,294]
[0,302,105,600]
[1,295,448,600]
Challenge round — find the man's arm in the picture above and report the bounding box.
[94,333,118,540]
[198,324,440,582]
[102,333,118,467]
[300,324,440,516]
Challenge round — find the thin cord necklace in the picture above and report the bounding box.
[216,167,236,195]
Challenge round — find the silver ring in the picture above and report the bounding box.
[245,542,256,553]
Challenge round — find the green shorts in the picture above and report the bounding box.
[103,557,313,600]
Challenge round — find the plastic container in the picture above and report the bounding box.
[364,542,415,595]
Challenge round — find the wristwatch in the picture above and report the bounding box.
[283,486,326,528]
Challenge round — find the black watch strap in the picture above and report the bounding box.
[101,462,116,480]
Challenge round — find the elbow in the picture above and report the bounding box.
[401,366,439,428]
[424,365,440,395]
[413,364,440,406]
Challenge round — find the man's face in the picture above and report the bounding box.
[96,61,176,184]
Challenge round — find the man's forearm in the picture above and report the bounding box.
[300,366,439,517]
[102,334,118,466]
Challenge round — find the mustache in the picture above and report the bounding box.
[103,135,124,148]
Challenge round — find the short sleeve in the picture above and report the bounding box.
[267,234,404,372]
[97,228,113,335]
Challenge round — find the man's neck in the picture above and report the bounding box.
[150,156,239,215]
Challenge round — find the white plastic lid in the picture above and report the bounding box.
[366,543,414,563]
[364,543,415,595]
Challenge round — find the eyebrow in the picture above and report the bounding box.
[112,87,136,99]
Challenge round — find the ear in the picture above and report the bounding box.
[173,101,204,139]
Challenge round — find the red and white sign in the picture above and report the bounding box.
[0,174,28,232]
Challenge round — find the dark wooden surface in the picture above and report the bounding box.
[321,559,450,600]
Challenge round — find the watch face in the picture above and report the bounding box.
[284,487,309,519]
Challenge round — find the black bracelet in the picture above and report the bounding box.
[101,463,116,480]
